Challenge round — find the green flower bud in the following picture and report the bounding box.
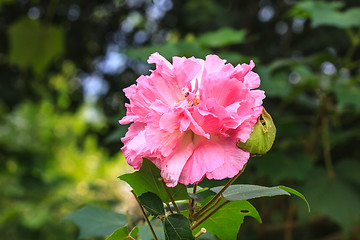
[237,108,276,156]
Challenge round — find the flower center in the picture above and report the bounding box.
[186,93,199,107]
[181,88,200,107]
[192,95,200,106]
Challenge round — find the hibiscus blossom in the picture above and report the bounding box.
[120,53,265,187]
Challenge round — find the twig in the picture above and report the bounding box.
[159,178,181,214]
[194,196,223,221]
[189,184,197,221]
[284,203,296,240]
[193,164,246,219]
[131,190,158,240]
[194,228,207,238]
[320,94,336,178]
[165,202,174,214]
[191,200,230,230]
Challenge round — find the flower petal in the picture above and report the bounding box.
[145,123,183,158]
[179,136,225,185]
[206,137,249,180]
[173,56,202,88]
[119,53,265,187]
[148,52,173,72]
[204,55,226,74]
[244,70,260,89]
[161,131,195,187]
[121,123,149,169]
[200,72,248,107]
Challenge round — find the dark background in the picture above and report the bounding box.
[0,0,359,239]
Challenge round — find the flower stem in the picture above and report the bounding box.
[188,184,197,221]
[165,202,174,214]
[159,178,181,214]
[131,190,158,240]
[193,164,246,219]
[191,200,230,230]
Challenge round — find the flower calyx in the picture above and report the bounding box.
[237,108,276,156]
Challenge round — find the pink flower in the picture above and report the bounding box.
[120,53,265,187]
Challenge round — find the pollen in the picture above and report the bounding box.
[187,94,200,107]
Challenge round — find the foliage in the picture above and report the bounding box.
[65,158,307,239]
[64,205,127,239]
[291,1,360,28]
[8,17,64,74]
[1,0,360,239]
[119,159,190,202]
[106,226,138,240]
[192,200,261,240]
[163,214,194,240]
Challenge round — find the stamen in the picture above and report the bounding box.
[187,94,200,107]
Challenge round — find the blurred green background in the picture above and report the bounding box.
[0,0,359,239]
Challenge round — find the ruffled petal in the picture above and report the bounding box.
[119,53,265,187]
[244,71,260,89]
[178,136,225,185]
[145,121,183,158]
[206,137,249,180]
[161,131,195,187]
[121,123,149,169]
[234,106,263,142]
[200,72,248,108]
[249,90,265,106]
[148,52,173,73]
[173,56,202,88]
[204,55,226,74]
[159,111,181,133]
[231,62,253,81]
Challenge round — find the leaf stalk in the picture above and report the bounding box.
[193,164,246,219]
[159,178,181,214]
[130,190,158,240]
[191,200,230,230]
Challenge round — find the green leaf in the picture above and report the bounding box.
[127,42,180,61]
[336,159,360,186]
[187,186,215,203]
[257,66,291,98]
[163,214,194,240]
[0,0,14,10]
[63,205,127,239]
[127,41,209,61]
[211,184,310,212]
[217,51,259,66]
[198,27,246,48]
[106,226,138,240]
[334,85,360,109]
[114,0,124,7]
[139,192,165,216]
[255,153,313,183]
[298,168,360,233]
[194,200,261,240]
[211,184,290,201]
[138,219,165,240]
[7,17,64,74]
[119,158,190,202]
[278,186,310,212]
[129,227,139,239]
[291,1,360,28]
